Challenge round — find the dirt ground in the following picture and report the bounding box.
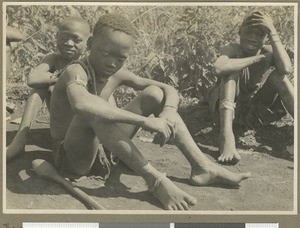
[5,88,294,212]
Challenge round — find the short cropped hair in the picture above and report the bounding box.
[239,11,267,35]
[93,14,139,38]
[58,17,91,33]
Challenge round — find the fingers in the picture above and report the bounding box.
[166,120,177,139]
[160,120,177,146]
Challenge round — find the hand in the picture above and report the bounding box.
[51,69,64,79]
[243,11,277,35]
[141,117,175,147]
[159,107,178,138]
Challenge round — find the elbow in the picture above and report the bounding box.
[27,75,40,88]
[214,65,224,77]
[71,101,86,114]
[278,64,293,76]
[215,68,222,77]
[27,78,36,88]
[283,64,293,75]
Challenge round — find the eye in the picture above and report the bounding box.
[118,57,126,62]
[102,51,109,56]
[58,33,69,41]
[73,37,83,44]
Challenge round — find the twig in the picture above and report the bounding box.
[132,6,160,23]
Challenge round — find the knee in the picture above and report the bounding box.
[268,70,292,92]
[31,87,47,95]
[222,71,241,82]
[141,85,164,105]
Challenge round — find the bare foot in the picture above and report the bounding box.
[152,176,197,210]
[218,132,241,163]
[6,134,26,162]
[190,163,251,186]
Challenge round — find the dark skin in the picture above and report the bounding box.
[6,18,90,161]
[214,11,293,163]
[50,28,250,210]
[6,26,23,75]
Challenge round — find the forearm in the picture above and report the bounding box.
[215,56,265,77]
[269,33,292,75]
[74,95,148,127]
[27,72,58,88]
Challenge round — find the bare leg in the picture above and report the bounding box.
[63,86,197,210]
[7,88,49,161]
[170,115,250,185]
[259,71,294,118]
[218,72,241,163]
[120,86,250,185]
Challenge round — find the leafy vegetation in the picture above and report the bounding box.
[7,5,294,104]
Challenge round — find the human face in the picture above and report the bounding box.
[57,22,89,60]
[240,27,267,56]
[88,29,134,78]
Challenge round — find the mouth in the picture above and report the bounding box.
[243,40,259,51]
[62,49,75,54]
[246,44,257,50]
[102,70,116,76]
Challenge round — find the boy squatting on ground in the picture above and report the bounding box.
[208,11,293,163]
[48,13,251,210]
[6,17,91,161]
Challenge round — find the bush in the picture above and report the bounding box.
[7,5,294,99]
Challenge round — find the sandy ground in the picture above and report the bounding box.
[5,91,294,212]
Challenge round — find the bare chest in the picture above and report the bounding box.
[90,76,120,101]
[248,62,272,85]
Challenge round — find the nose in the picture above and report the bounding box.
[64,39,74,47]
[106,57,117,68]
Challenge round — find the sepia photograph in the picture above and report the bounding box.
[3,2,296,214]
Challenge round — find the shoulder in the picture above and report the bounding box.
[113,68,145,86]
[6,26,23,43]
[220,43,242,58]
[62,63,89,83]
[114,68,138,81]
[40,53,60,65]
[261,45,273,54]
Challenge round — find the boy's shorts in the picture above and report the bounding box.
[52,139,117,180]
[207,67,286,128]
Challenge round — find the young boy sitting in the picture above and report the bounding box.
[49,13,250,210]
[208,11,293,163]
[6,17,91,161]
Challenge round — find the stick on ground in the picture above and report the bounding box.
[32,159,105,210]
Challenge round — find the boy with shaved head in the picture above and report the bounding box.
[50,13,250,210]
[208,11,293,163]
[7,17,91,161]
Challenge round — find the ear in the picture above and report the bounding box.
[87,35,93,50]
[238,27,242,36]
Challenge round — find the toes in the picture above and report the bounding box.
[181,201,191,210]
[241,172,251,180]
[176,203,185,211]
[167,205,175,210]
[234,152,241,161]
[185,195,197,206]
[219,153,241,164]
[224,155,233,162]
[218,155,225,162]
